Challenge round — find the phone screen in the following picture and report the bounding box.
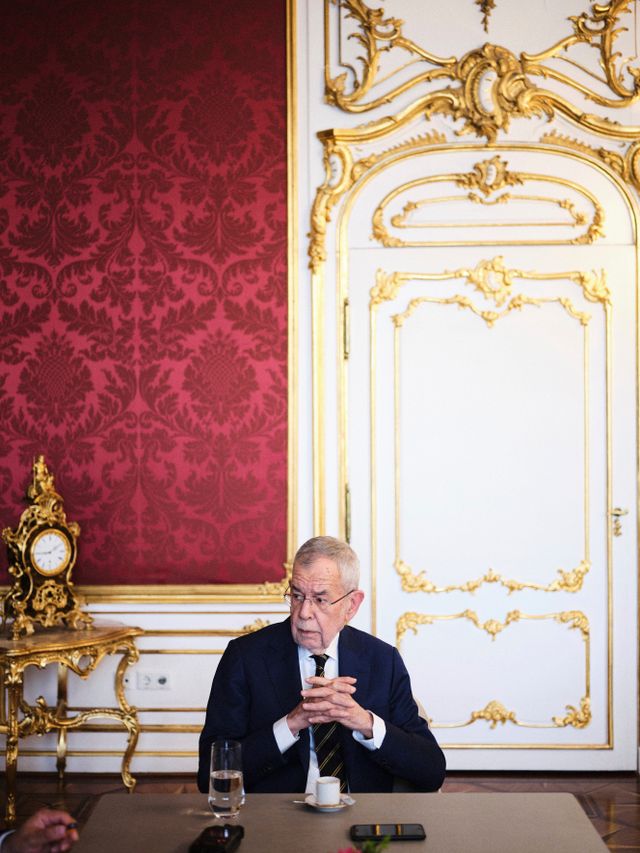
[350,823,426,841]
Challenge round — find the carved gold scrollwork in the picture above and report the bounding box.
[453,45,547,142]
[542,131,640,194]
[395,559,591,595]
[552,697,592,729]
[32,581,68,617]
[396,610,591,729]
[457,155,522,195]
[324,0,457,113]
[458,255,514,306]
[257,562,291,597]
[393,292,591,329]
[471,700,515,728]
[242,618,272,633]
[309,138,355,272]
[373,156,606,247]
[476,0,496,33]
[310,130,448,269]
[370,258,610,310]
[325,0,640,142]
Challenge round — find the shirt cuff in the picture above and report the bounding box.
[352,711,386,750]
[273,714,299,753]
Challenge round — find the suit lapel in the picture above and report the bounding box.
[264,618,302,713]
[263,618,310,773]
[338,626,372,714]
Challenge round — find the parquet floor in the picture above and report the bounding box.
[2,771,639,850]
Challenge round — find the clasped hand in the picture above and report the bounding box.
[286,675,373,739]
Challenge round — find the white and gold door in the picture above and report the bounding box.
[296,0,640,768]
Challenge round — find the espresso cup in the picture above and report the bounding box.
[316,775,341,806]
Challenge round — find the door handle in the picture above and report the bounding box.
[610,507,628,537]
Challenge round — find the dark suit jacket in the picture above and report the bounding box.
[197,618,445,793]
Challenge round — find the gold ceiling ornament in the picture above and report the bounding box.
[325,0,640,142]
[1,457,92,638]
[476,0,496,33]
[395,558,591,595]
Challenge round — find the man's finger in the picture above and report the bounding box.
[306,675,356,686]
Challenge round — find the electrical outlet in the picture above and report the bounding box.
[136,671,171,690]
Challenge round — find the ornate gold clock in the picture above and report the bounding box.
[1,456,92,637]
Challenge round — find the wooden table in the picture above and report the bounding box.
[0,620,142,824]
[74,792,607,852]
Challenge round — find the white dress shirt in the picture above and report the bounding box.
[272,633,386,792]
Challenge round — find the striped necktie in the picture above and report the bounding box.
[311,654,347,792]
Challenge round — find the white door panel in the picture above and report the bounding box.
[297,0,639,769]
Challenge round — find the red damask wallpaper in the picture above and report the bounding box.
[0,1,288,586]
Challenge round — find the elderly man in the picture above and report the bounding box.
[198,536,445,794]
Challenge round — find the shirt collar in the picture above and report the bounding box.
[297,631,340,662]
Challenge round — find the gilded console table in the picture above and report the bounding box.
[0,621,142,824]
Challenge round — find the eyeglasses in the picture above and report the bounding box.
[283,587,355,613]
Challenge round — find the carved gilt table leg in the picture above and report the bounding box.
[5,663,23,825]
[56,663,69,781]
[115,641,140,792]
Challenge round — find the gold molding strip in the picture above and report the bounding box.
[67,723,201,734]
[396,609,591,731]
[73,579,291,604]
[68,706,204,714]
[138,650,224,655]
[287,0,298,559]
[16,749,199,758]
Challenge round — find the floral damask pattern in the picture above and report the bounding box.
[0,0,287,585]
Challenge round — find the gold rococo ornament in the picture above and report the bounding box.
[1,456,93,638]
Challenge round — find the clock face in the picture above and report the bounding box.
[30,528,72,576]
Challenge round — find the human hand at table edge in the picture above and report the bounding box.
[3,808,79,853]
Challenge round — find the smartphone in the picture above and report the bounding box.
[189,824,244,852]
[350,823,426,842]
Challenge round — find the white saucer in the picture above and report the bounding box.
[304,794,355,813]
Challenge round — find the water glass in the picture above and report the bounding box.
[208,739,244,819]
